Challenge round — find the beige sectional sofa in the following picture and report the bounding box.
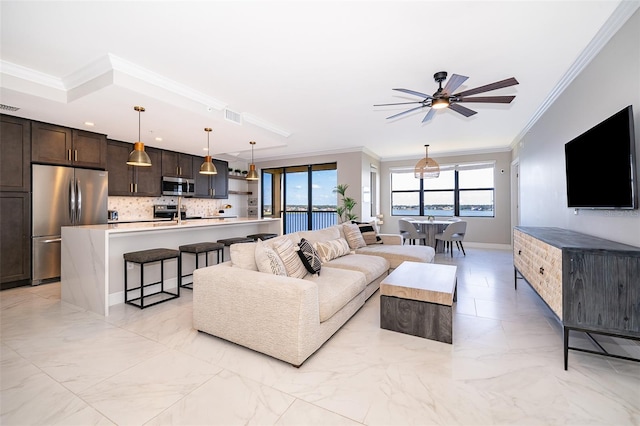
[193,224,435,366]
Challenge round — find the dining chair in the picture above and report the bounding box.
[435,221,467,257]
[398,219,427,245]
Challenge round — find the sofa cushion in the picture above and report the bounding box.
[270,236,308,279]
[324,253,389,283]
[255,239,287,276]
[298,226,340,244]
[305,267,367,322]
[356,244,435,269]
[230,242,258,271]
[297,238,322,275]
[343,223,367,249]
[314,238,351,263]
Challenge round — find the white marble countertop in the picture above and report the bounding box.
[68,217,280,234]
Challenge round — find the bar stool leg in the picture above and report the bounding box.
[140,262,145,309]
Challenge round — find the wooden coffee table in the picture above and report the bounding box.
[380,261,457,343]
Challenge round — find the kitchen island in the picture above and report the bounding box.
[61,217,281,316]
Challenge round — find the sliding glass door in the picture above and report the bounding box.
[262,163,337,233]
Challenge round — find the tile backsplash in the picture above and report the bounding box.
[108,196,243,221]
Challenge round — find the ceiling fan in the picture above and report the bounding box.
[374,71,519,123]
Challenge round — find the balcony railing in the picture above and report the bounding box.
[284,210,338,233]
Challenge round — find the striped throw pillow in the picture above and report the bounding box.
[343,223,367,249]
[270,236,308,279]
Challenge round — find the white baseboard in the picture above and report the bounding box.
[461,242,512,251]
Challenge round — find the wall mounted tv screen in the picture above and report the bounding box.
[565,105,637,209]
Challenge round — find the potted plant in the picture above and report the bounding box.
[333,183,358,223]
[234,169,241,176]
[242,170,248,176]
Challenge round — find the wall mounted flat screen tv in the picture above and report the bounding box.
[565,105,637,209]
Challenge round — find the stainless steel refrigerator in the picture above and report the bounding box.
[32,164,108,284]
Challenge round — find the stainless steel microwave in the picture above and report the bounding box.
[162,176,195,197]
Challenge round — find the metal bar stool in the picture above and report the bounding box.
[123,248,180,309]
[178,242,224,290]
[247,233,278,241]
[217,237,254,246]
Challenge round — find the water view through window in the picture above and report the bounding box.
[391,164,495,217]
[263,164,338,233]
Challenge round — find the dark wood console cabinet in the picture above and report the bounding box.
[513,227,640,369]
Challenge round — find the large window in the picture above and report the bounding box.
[391,162,495,217]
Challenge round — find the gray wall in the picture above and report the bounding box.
[513,9,640,247]
[380,151,513,247]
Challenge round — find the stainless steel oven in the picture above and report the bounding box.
[161,176,195,197]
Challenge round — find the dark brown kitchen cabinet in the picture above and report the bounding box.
[0,115,31,192]
[212,159,229,198]
[162,150,193,178]
[31,122,107,169]
[192,156,228,199]
[0,192,31,285]
[107,139,161,196]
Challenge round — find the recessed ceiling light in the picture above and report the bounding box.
[155,137,163,142]
[84,121,95,126]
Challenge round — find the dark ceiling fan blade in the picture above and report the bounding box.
[456,95,516,104]
[386,105,426,120]
[442,74,468,96]
[453,77,519,97]
[393,88,433,99]
[374,101,425,107]
[448,103,477,117]
[421,108,436,123]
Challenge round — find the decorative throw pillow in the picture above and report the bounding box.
[254,239,287,276]
[230,242,258,270]
[297,238,322,275]
[343,223,367,249]
[270,236,308,279]
[354,221,383,245]
[313,238,350,263]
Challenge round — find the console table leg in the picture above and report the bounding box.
[514,267,518,290]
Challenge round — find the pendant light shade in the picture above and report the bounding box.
[199,128,218,175]
[414,144,440,179]
[246,141,259,181]
[127,106,152,167]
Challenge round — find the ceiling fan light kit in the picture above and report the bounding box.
[375,71,519,123]
[199,127,218,175]
[127,106,152,167]
[414,144,440,179]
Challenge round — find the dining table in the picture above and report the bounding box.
[408,220,454,253]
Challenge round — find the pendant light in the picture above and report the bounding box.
[414,144,440,179]
[199,128,218,175]
[246,141,259,181]
[126,106,152,166]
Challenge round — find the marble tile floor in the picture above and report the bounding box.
[1,247,639,425]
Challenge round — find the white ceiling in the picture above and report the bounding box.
[0,1,635,163]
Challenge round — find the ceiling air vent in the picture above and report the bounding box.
[0,104,20,112]
[224,108,242,125]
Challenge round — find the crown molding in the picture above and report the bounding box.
[0,60,65,90]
